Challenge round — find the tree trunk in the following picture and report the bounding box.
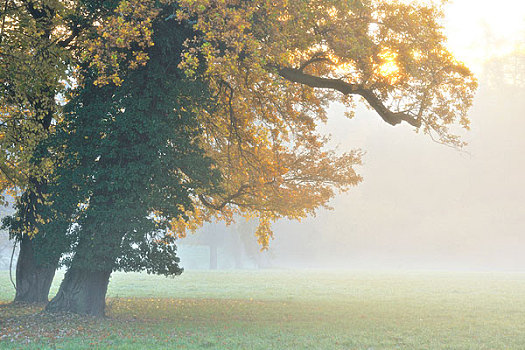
[46,267,111,317]
[233,247,243,269]
[232,234,243,269]
[45,215,123,317]
[209,243,218,270]
[14,235,57,303]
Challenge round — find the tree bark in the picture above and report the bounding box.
[14,235,57,303]
[46,267,111,317]
[11,175,63,304]
[45,225,120,317]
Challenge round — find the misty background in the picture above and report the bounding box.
[263,35,525,271]
[174,13,525,271]
[1,2,524,272]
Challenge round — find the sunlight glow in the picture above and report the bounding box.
[376,51,400,83]
[397,0,525,73]
[444,0,525,73]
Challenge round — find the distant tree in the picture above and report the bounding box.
[232,219,272,269]
[483,46,525,92]
[179,223,230,270]
[177,219,270,270]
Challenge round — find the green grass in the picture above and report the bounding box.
[2,270,525,349]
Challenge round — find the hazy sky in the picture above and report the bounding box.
[266,0,525,271]
[445,0,525,73]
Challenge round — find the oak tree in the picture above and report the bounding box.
[44,9,220,315]
[3,0,476,315]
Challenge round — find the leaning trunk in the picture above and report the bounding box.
[46,226,121,317]
[11,177,66,303]
[46,267,111,317]
[14,235,57,303]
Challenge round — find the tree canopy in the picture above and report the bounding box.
[2,0,476,245]
[0,0,477,315]
[168,0,477,246]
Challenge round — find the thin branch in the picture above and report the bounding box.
[0,0,9,44]
[198,183,250,211]
[0,162,19,185]
[9,240,16,291]
[298,53,335,72]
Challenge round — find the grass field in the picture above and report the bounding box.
[1,270,525,349]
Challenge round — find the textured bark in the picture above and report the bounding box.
[14,235,57,303]
[45,214,123,316]
[46,267,111,317]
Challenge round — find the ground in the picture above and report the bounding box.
[1,270,525,349]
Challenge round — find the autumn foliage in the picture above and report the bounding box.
[0,0,476,315]
[168,0,476,246]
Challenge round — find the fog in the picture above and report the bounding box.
[1,0,524,272]
[177,63,525,271]
[179,1,525,271]
[262,4,525,271]
[267,78,524,271]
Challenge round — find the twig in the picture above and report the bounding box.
[9,239,16,290]
[0,0,10,44]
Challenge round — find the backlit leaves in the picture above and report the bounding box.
[2,0,477,250]
[84,0,163,86]
[170,0,476,247]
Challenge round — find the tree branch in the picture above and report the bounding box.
[0,161,21,185]
[198,178,278,211]
[198,184,250,211]
[298,53,335,72]
[57,25,80,48]
[277,67,421,127]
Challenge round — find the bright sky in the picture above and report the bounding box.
[443,0,525,73]
[269,1,525,270]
